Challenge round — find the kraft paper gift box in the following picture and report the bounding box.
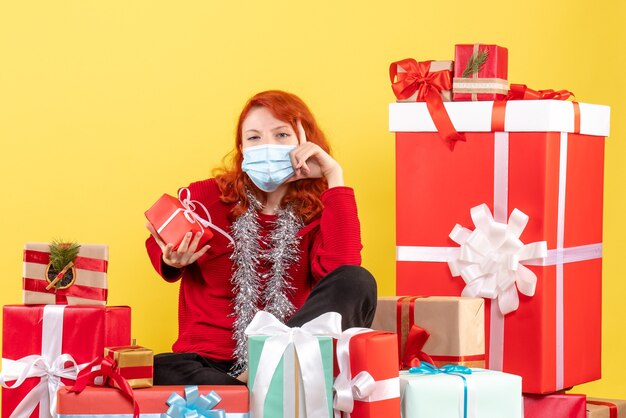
[390,59,454,102]
[246,311,339,418]
[23,242,108,305]
[371,296,484,369]
[104,346,154,389]
[389,99,610,393]
[452,43,508,101]
[56,385,249,417]
[399,366,522,418]
[586,398,626,418]
[333,329,400,418]
[523,393,586,418]
[145,188,214,250]
[0,305,131,418]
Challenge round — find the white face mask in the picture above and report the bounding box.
[241,144,297,192]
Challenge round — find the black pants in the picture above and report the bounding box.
[154,265,377,385]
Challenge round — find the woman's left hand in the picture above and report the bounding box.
[289,120,344,188]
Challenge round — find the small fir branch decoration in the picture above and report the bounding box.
[462,49,489,78]
[47,240,80,289]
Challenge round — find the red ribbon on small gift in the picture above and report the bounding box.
[587,400,619,418]
[390,59,466,150]
[401,325,435,369]
[69,357,140,418]
[492,83,580,133]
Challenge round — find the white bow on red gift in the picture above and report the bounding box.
[447,203,548,315]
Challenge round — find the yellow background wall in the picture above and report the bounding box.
[1,0,624,402]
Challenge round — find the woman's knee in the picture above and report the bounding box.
[327,265,377,300]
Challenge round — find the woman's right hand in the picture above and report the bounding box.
[146,222,210,268]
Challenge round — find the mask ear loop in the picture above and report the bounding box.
[178,188,235,247]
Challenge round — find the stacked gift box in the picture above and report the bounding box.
[384,42,621,417]
[0,242,251,417]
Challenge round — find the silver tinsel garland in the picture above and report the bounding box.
[228,192,303,376]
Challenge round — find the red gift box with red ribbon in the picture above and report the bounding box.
[389,97,610,393]
[333,329,400,418]
[523,393,586,418]
[0,305,131,418]
[145,188,214,250]
[453,43,508,101]
[22,242,109,305]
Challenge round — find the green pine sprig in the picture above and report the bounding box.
[49,240,81,272]
[462,49,489,78]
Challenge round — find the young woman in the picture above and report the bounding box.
[146,90,376,385]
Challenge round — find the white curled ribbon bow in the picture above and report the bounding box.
[448,203,548,315]
[245,311,342,418]
[333,328,400,418]
[0,354,82,418]
[177,188,234,246]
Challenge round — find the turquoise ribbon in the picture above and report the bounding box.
[409,363,472,418]
[162,386,226,418]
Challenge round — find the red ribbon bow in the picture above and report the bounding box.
[69,357,140,418]
[390,59,466,150]
[492,83,579,133]
[505,83,575,100]
[401,325,435,369]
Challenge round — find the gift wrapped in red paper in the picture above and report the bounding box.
[22,242,108,305]
[104,346,154,389]
[389,98,610,393]
[524,393,586,418]
[56,385,249,417]
[587,397,626,418]
[0,305,131,418]
[452,43,508,101]
[333,329,400,418]
[371,296,485,369]
[145,188,214,250]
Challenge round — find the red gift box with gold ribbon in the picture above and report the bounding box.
[0,305,131,418]
[389,96,610,393]
[22,242,109,305]
[333,329,400,418]
[453,43,508,101]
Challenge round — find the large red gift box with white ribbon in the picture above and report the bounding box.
[0,305,131,418]
[389,99,610,393]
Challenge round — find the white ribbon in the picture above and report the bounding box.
[447,203,548,316]
[333,328,400,418]
[158,188,234,246]
[245,311,342,418]
[0,305,85,418]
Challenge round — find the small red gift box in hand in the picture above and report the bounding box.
[145,188,214,250]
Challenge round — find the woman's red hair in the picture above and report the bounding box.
[214,90,331,223]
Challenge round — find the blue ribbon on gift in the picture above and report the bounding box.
[409,363,472,418]
[161,386,226,418]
